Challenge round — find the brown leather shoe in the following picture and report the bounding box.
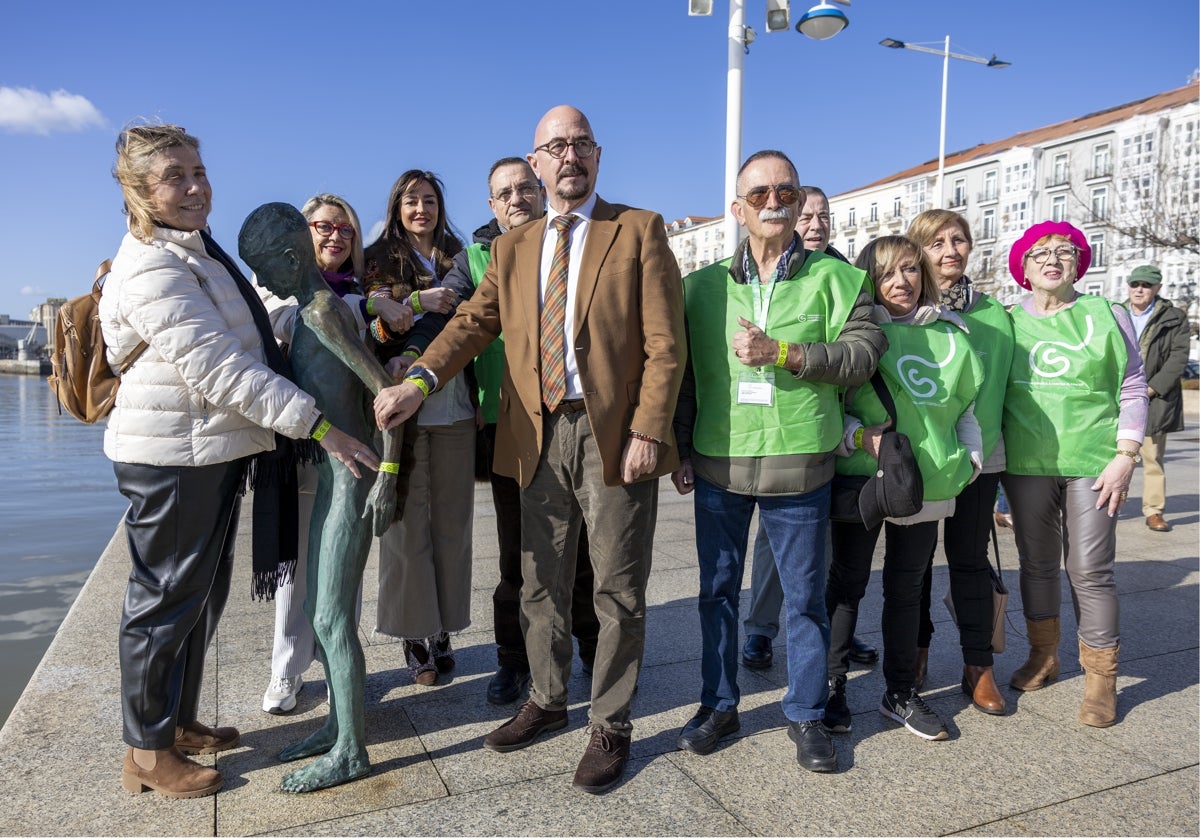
[572,726,631,794]
[962,665,1006,715]
[1146,514,1171,532]
[175,721,240,755]
[483,699,568,753]
[121,747,223,798]
[994,511,1013,529]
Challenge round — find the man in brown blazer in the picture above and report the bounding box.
[374,105,686,794]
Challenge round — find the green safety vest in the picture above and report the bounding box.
[1004,295,1126,477]
[684,252,868,458]
[467,242,505,425]
[959,294,1013,460]
[839,318,984,501]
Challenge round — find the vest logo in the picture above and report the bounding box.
[894,326,956,399]
[796,313,825,323]
[1029,315,1094,379]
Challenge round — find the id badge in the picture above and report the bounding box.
[737,368,775,406]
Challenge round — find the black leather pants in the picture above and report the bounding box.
[114,459,244,749]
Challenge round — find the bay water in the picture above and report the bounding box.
[0,373,126,727]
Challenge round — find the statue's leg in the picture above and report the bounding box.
[279,488,339,762]
[281,472,373,793]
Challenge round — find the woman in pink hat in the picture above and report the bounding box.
[1001,220,1147,728]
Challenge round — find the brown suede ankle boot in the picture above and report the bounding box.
[1009,617,1060,691]
[962,664,1006,715]
[121,746,223,798]
[1078,640,1119,728]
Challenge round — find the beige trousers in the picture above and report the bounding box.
[1140,433,1167,516]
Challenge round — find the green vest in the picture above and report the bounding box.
[959,294,1013,460]
[467,242,505,425]
[684,252,867,458]
[1004,295,1126,477]
[839,318,984,501]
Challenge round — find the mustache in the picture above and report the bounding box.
[758,207,792,222]
[559,163,587,178]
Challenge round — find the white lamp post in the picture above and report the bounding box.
[880,36,1010,208]
[692,0,850,257]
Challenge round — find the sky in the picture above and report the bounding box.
[1,0,1197,320]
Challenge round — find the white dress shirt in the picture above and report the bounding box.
[539,192,598,401]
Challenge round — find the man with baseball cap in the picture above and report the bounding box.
[1125,264,1190,532]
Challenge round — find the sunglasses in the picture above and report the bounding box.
[738,184,801,209]
[1127,281,1156,289]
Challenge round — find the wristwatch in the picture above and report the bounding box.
[1116,447,1141,464]
[405,366,438,394]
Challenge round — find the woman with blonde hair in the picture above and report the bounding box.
[824,235,983,742]
[100,125,376,798]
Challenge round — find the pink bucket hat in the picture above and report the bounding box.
[1008,221,1091,290]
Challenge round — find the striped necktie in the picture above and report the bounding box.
[539,214,577,411]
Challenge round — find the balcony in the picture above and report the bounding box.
[1044,174,1071,190]
[976,189,999,205]
[863,215,880,231]
[948,194,968,210]
[1086,163,1114,181]
[841,219,858,232]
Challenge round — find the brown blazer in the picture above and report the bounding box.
[413,196,686,488]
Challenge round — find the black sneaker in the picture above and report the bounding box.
[879,688,949,741]
[823,676,852,733]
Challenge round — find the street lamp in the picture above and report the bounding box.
[692,0,851,256]
[880,36,1010,208]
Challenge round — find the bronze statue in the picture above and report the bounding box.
[239,202,403,793]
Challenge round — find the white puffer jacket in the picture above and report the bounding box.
[99,226,320,467]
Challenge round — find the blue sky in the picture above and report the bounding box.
[1,0,1196,319]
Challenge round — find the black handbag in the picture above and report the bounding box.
[830,372,924,530]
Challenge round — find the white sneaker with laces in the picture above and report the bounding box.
[262,674,303,715]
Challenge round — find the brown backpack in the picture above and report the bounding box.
[47,259,148,423]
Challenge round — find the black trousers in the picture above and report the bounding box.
[115,459,244,750]
[828,519,938,693]
[917,473,999,665]
[484,424,598,670]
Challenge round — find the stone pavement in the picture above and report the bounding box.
[1,407,1196,836]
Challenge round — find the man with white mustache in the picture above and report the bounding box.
[670,151,885,772]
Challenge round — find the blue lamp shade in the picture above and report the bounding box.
[796,4,849,40]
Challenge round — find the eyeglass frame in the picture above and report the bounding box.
[737,184,802,209]
[1024,245,1078,265]
[533,138,598,159]
[491,184,542,205]
[309,220,356,239]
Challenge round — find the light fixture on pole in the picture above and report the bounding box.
[692,1,851,257]
[880,36,1010,208]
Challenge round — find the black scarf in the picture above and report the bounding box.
[199,229,308,601]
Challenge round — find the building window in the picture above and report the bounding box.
[983,170,997,201]
[1091,186,1108,221]
[1091,143,1111,178]
[1051,152,1070,185]
[981,209,996,239]
[1051,194,1066,222]
[829,211,836,230]
[1090,232,1106,267]
[892,196,902,217]
[1004,162,1030,193]
[906,179,927,214]
[980,248,993,277]
[951,178,966,207]
[846,238,856,259]
[1122,131,1156,168]
[869,202,878,223]
[1085,281,1104,296]
[1003,200,1028,230]
[847,207,857,227]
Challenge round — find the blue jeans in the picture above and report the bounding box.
[693,475,831,722]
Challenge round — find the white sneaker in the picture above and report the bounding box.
[262,674,303,715]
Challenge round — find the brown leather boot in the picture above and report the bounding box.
[176,721,240,755]
[121,746,223,798]
[1009,617,1060,691]
[1078,640,1119,728]
[962,665,1006,715]
[913,647,929,690]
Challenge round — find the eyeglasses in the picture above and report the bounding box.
[1026,246,1077,264]
[1128,281,1156,289]
[738,184,801,209]
[492,184,541,204]
[310,220,355,239]
[534,138,598,159]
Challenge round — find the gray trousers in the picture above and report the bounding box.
[520,408,658,733]
[1002,473,1120,649]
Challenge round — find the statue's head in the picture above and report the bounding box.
[238,202,316,298]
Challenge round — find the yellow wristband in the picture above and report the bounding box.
[410,291,423,314]
[775,340,789,368]
[401,349,420,360]
[310,418,332,441]
[379,461,399,474]
[853,426,864,450]
[407,376,431,398]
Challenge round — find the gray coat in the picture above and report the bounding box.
[1128,296,1189,436]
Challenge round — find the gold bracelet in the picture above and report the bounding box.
[1116,447,1141,463]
